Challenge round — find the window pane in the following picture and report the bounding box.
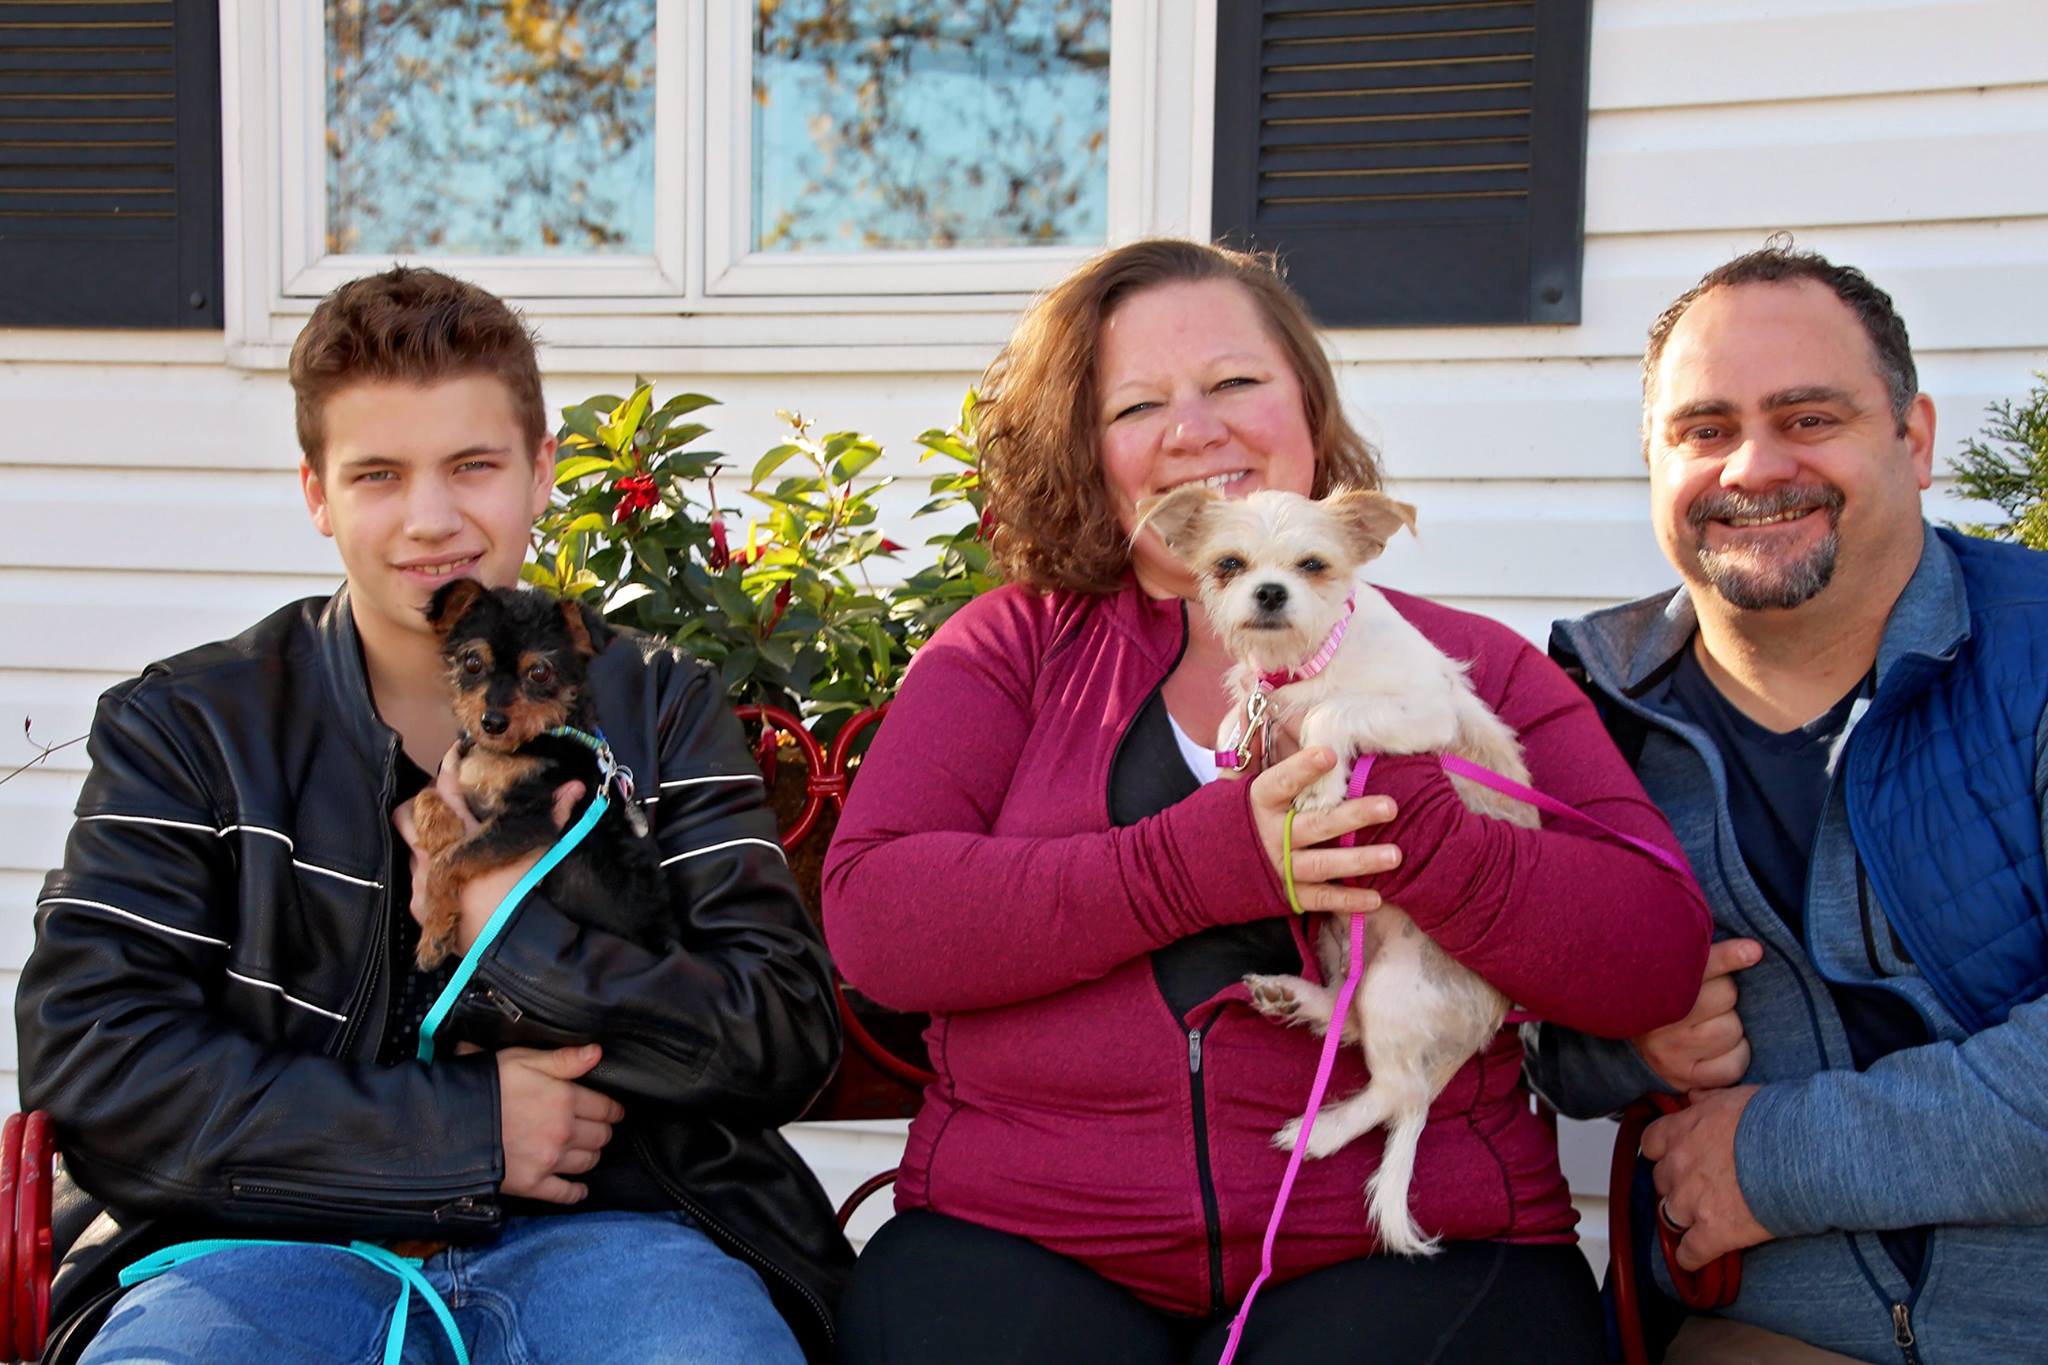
[752,1,1111,253]
[325,0,656,256]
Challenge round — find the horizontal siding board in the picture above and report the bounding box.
[1586,88,2048,235]
[1590,0,2048,111]
[0,569,343,673]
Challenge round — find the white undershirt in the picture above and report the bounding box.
[1166,710,1222,786]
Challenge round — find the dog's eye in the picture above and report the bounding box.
[459,653,485,676]
[525,660,556,687]
[1297,557,1327,575]
[1214,555,1245,579]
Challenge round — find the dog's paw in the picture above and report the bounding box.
[1294,768,1349,815]
[1246,974,1332,1034]
[1246,973,1302,1020]
[1302,1109,1356,1160]
[1272,1116,1306,1153]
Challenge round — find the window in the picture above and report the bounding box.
[228,0,1159,356]
[0,0,222,329]
[1210,0,1593,327]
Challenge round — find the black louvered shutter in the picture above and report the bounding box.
[0,0,221,327]
[1212,0,1592,328]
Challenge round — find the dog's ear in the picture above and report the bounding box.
[1135,486,1220,564]
[559,597,616,659]
[424,578,488,637]
[1330,489,1417,564]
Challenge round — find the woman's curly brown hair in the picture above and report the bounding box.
[977,238,1382,595]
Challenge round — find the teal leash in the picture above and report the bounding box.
[118,1239,470,1365]
[115,727,644,1358]
[416,723,638,1065]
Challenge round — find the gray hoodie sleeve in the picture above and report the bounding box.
[1522,1021,1674,1120]
[1736,991,2048,1236]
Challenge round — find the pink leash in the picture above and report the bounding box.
[1215,753,1689,1363]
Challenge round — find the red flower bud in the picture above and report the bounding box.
[765,580,794,633]
[612,473,659,524]
[878,538,905,554]
[707,517,731,570]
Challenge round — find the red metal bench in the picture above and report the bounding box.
[0,697,1741,1361]
[1609,1094,1743,1365]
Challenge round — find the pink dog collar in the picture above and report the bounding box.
[1257,592,1356,691]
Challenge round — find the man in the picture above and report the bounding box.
[1528,244,2048,1364]
[16,267,850,1362]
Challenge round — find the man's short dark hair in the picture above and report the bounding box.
[1644,235,1918,435]
[289,266,546,472]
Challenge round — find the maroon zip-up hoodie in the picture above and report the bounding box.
[823,578,1709,1314]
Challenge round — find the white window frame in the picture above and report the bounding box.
[220,0,1214,371]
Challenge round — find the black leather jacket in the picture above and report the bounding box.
[15,591,851,1360]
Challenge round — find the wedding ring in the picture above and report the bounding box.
[1658,1197,1689,1234]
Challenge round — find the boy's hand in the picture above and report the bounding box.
[390,744,584,954]
[497,1044,625,1204]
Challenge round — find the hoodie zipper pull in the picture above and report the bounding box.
[1892,1302,1920,1363]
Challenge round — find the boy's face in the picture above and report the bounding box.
[300,374,556,655]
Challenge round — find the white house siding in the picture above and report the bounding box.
[4,0,2047,1274]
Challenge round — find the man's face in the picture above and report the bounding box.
[300,374,555,651]
[1645,280,1933,614]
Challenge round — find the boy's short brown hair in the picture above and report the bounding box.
[290,266,546,472]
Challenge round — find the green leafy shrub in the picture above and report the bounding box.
[525,383,992,717]
[1949,372,2048,551]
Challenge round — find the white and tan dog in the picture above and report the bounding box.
[1143,486,1537,1257]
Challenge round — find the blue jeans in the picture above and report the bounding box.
[80,1210,804,1364]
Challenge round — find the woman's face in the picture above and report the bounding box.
[1095,279,1317,597]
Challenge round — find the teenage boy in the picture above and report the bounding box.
[17,267,850,1362]
[1530,245,2048,1363]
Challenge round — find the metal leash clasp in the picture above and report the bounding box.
[1223,688,1270,771]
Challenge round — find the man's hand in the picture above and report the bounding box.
[1641,1084,1773,1270]
[390,744,584,955]
[497,1044,625,1204]
[1634,937,1760,1091]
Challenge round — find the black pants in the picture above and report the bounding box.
[837,1209,1605,1364]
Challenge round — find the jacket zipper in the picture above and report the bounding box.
[1587,664,1941,1357]
[1892,1301,1921,1364]
[335,739,401,1059]
[228,1179,496,1228]
[1187,1023,1227,1314]
[628,1128,834,1347]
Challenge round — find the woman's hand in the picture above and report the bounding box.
[1248,746,1400,914]
[1633,937,1760,1091]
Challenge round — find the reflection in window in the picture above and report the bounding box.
[752,0,1110,253]
[325,0,655,256]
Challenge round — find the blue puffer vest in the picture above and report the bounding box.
[1845,529,2048,1033]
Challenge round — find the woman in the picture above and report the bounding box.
[822,239,1710,1363]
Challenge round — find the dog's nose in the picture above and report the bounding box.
[1254,582,1289,612]
[481,711,509,736]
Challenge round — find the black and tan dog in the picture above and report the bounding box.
[409,579,666,969]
